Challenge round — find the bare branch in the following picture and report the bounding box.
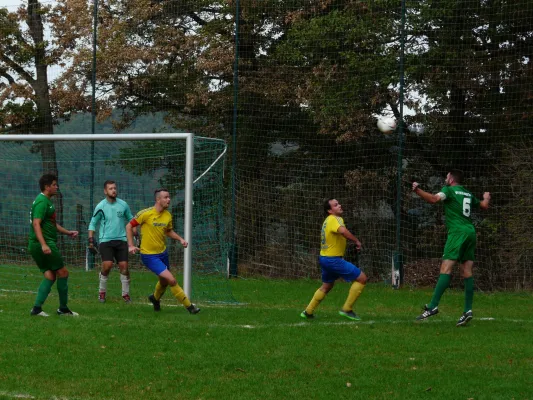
[0,54,34,83]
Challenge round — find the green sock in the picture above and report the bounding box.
[428,274,451,309]
[57,277,69,309]
[464,277,474,312]
[35,278,55,307]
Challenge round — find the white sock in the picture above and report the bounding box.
[99,272,108,292]
[120,273,130,296]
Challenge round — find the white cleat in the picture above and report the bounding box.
[57,308,79,317]
[30,308,49,317]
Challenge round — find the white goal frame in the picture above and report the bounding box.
[0,133,195,297]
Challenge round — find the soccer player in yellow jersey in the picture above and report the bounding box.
[301,199,367,321]
[126,188,200,314]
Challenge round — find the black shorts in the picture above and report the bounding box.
[99,240,129,263]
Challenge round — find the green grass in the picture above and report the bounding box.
[0,278,532,400]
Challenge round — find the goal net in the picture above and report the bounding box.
[0,134,235,304]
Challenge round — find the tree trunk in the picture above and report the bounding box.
[27,0,63,227]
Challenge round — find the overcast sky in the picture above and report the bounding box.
[0,0,57,9]
[0,0,19,8]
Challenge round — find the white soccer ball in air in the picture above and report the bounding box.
[377,117,397,134]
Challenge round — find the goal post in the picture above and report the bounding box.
[0,133,233,303]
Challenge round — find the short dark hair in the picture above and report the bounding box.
[154,188,169,200]
[448,169,464,184]
[104,180,116,189]
[323,198,334,216]
[39,174,57,191]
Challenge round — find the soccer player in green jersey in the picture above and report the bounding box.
[412,169,490,326]
[88,180,135,303]
[29,174,79,317]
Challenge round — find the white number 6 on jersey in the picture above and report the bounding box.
[463,197,471,217]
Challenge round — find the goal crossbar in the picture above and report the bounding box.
[0,133,195,297]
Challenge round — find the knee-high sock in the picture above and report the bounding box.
[305,289,326,315]
[342,281,365,312]
[99,272,108,293]
[170,284,192,308]
[154,281,167,301]
[35,278,55,307]
[464,277,474,312]
[57,276,69,309]
[120,273,130,296]
[428,273,451,309]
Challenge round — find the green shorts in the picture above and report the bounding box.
[442,230,476,262]
[28,242,64,273]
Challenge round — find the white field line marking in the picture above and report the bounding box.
[29,312,530,329]
[1,289,246,306]
[0,289,36,294]
[0,391,35,399]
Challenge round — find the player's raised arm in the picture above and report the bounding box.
[480,192,491,210]
[412,182,442,204]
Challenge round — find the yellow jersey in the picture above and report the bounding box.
[132,207,173,254]
[320,215,346,257]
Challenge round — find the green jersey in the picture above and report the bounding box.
[29,193,58,244]
[439,185,480,233]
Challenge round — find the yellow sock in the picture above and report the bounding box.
[170,284,192,308]
[154,281,167,301]
[342,281,365,312]
[305,289,326,315]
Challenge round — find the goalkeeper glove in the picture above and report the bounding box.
[88,238,99,255]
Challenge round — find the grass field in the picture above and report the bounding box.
[0,277,532,400]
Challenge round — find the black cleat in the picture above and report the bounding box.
[30,306,49,317]
[148,294,161,312]
[416,305,439,321]
[300,310,315,320]
[456,310,473,327]
[187,304,201,314]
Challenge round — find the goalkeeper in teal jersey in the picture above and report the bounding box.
[88,180,134,303]
[412,169,490,326]
[29,174,79,317]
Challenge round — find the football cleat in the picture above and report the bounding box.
[122,294,132,303]
[187,304,201,314]
[300,310,315,320]
[30,307,49,317]
[339,310,361,321]
[148,294,161,312]
[99,291,106,303]
[57,308,79,317]
[416,305,439,321]
[456,310,473,327]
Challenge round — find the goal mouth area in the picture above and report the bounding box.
[0,133,235,304]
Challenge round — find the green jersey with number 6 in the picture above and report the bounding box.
[29,193,58,244]
[439,185,480,233]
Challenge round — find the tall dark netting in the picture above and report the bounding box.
[1,0,532,291]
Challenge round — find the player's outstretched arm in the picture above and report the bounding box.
[337,226,362,250]
[56,223,78,238]
[412,182,442,204]
[165,230,188,248]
